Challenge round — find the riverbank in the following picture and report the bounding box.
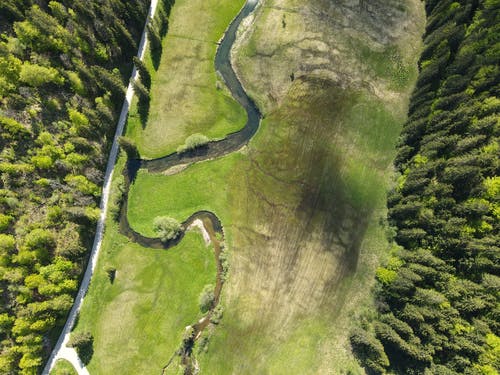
[69,0,247,373]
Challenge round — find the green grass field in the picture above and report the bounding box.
[75,0,425,373]
[49,360,77,375]
[127,0,246,158]
[127,153,244,237]
[73,0,246,373]
[74,207,216,374]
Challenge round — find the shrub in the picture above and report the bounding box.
[24,229,56,252]
[66,71,85,95]
[0,234,16,266]
[177,133,209,154]
[210,304,223,325]
[64,175,100,196]
[350,328,390,374]
[104,266,116,283]
[153,216,181,242]
[118,136,139,159]
[131,80,150,124]
[19,63,64,87]
[0,214,13,231]
[133,56,151,89]
[198,284,215,313]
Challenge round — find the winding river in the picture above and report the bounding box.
[119,0,262,373]
[43,1,261,374]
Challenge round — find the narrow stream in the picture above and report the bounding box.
[118,1,261,374]
[137,0,262,175]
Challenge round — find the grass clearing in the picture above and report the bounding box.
[73,155,217,374]
[128,152,245,237]
[76,0,424,372]
[126,79,407,373]
[127,0,246,158]
[74,215,216,374]
[49,360,77,375]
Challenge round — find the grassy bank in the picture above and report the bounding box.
[50,360,77,375]
[127,0,246,158]
[75,198,216,373]
[78,0,425,373]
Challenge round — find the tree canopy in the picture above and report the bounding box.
[353,1,500,373]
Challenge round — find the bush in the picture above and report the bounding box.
[104,266,116,283]
[198,284,215,313]
[350,328,390,374]
[24,229,56,252]
[210,304,223,324]
[0,214,13,231]
[131,80,150,124]
[68,331,93,364]
[176,133,209,154]
[133,56,151,89]
[153,216,181,242]
[19,63,64,87]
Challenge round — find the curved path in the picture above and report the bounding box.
[43,0,261,374]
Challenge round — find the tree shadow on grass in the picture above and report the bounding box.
[138,95,150,127]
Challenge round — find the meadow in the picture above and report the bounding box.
[74,0,425,373]
[126,0,246,158]
[72,0,244,372]
[75,196,216,373]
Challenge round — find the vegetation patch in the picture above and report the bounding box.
[126,0,246,158]
[176,133,210,154]
[153,216,182,242]
[198,284,215,313]
[68,331,94,365]
[49,359,77,375]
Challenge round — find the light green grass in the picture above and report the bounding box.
[128,152,244,236]
[79,0,424,372]
[127,82,401,373]
[50,360,77,375]
[76,219,216,374]
[74,155,217,374]
[127,0,246,158]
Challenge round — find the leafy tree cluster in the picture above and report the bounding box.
[0,1,155,373]
[176,133,210,154]
[353,1,499,374]
[153,216,181,242]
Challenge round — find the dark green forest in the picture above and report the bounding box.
[0,1,151,373]
[352,0,499,374]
